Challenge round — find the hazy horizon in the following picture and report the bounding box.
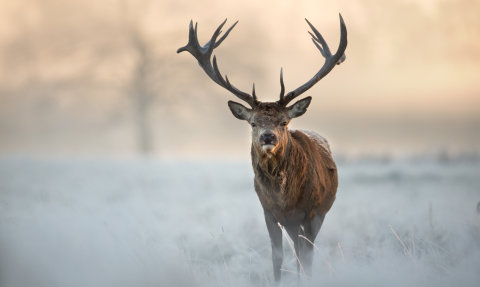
[0,0,479,158]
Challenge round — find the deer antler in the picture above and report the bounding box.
[278,14,347,106]
[177,19,257,107]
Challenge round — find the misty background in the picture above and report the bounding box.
[0,0,479,158]
[1,1,480,287]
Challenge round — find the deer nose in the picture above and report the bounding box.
[260,132,277,145]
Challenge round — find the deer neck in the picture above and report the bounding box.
[252,132,293,178]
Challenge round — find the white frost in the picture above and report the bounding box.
[0,158,479,287]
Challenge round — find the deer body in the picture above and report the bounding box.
[177,15,347,283]
[246,103,339,281]
[253,129,337,226]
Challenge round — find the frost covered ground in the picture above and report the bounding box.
[0,157,479,287]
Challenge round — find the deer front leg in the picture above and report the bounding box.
[264,209,283,284]
[284,225,303,283]
[301,212,324,278]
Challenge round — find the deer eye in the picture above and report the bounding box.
[281,121,287,126]
[251,122,256,127]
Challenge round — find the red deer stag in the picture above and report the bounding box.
[177,15,347,283]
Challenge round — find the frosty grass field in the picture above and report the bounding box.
[0,157,479,287]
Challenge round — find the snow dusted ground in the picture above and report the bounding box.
[0,157,479,287]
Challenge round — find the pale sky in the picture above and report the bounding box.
[0,0,479,158]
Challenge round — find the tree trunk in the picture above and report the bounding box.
[131,31,154,155]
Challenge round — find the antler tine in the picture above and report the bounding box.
[278,68,285,103]
[194,22,201,51]
[309,32,326,58]
[252,83,258,102]
[204,19,227,58]
[305,19,332,57]
[202,21,238,51]
[177,20,200,57]
[336,14,348,64]
[282,14,348,106]
[177,19,256,107]
[214,21,238,48]
[212,56,255,107]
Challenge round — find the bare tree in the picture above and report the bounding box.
[128,27,156,154]
[119,0,165,155]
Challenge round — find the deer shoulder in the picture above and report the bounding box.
[291,129,337,171]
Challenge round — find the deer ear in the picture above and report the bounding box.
[287,96,312,118]
[228,101,252,121]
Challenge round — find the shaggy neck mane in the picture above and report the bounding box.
[252,133,308,192]
[251,130,336,197]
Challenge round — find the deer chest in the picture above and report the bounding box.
[254,173,308,225]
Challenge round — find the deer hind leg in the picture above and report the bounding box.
[264,210,283,284]
[301,212,324,279]
[284,225,303,283]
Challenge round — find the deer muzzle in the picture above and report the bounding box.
[260,131,278,153]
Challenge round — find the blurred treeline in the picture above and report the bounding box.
[0,0,479,158]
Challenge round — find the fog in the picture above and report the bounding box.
[1,158,479,286]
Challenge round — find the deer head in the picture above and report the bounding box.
[177,16,347,158]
